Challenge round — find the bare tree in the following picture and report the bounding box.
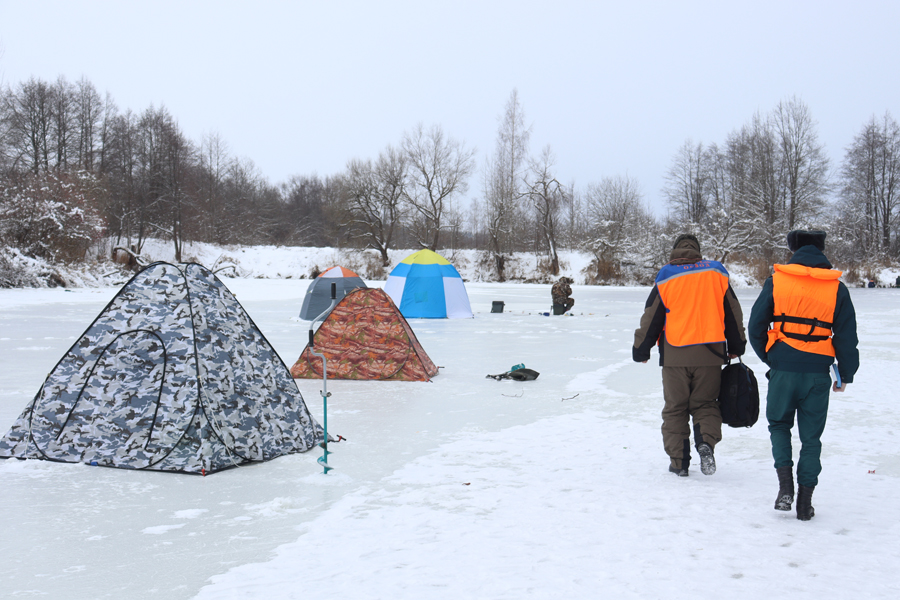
[401,123,475,250]
[280,174,330,246]
[74,77,103,172]
[480,89,531,278]
[343,144,407,266]
[51,76,75,171]
[197,131,234,243]
[726,112,784,262]
[773,96,831,230]
[666,140,756,262]
[839,112,900,259]
[527,145,568,275]
[0,84,12,172]
[99,108,136,246]
[582,175,657,282]
[223,157,280,245]
[1,77,85,175]
[4,77,55,173]
[664,139,710,225]
[560,184,587,250]
[134,105,195,261]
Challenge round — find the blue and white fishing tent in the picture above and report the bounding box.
[384,249,473,319]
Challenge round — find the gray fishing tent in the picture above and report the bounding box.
[0,262,323,475]
[298,266,367,320]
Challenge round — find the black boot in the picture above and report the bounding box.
[697,442,716,475]
[775,466,794,511]
[669,464,689,477]
[693,425,715,476]
[796,485,815,521]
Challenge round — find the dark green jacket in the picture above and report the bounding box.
[748,245,859,382]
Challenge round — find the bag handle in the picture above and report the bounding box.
[704,343,729,363]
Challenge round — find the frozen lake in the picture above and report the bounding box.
[1,280,898,599]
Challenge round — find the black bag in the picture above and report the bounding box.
[718,358,759,428]
[486,368,540,381]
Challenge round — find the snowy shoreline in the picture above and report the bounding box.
[7,238,900,293]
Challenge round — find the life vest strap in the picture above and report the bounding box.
[772,313,832,342]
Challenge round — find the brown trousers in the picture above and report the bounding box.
[661,366,722,469]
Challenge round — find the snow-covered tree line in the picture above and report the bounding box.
[661,98,900,282]
[1,75,899,288]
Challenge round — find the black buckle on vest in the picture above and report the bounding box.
[772,314,832,342]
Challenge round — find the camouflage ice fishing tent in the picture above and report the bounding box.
[0,262,323,475]
[290,288,439,381]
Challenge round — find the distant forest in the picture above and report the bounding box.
[1,75,898,286]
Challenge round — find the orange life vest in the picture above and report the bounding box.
[656,261,729,346]
[765,263,842,356]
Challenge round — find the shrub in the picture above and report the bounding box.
[0,171,106,262]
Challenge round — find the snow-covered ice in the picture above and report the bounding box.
[1,278,898,599]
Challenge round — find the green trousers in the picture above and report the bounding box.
[766,370,831,487]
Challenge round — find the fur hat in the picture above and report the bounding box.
[787,230,826,252]
[672,233,700,252]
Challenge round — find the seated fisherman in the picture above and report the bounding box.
[551,277,575,314]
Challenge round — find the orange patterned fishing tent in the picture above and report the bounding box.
[290,288,438,382]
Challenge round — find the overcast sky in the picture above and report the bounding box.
[2,0,898,214]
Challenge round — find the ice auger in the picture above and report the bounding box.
[309,282,339,474]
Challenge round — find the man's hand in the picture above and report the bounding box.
[641,360,647,363]
[833,382,848,393]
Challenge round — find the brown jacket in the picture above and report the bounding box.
[551,279,572,305]
[633,239,746,367]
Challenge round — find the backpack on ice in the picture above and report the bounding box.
[486,364,540,381]
[718,358,759,428]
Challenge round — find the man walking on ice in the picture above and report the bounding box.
[749,229,859,520]
[633,234,746,477]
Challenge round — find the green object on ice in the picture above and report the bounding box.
[311,283,339,474]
